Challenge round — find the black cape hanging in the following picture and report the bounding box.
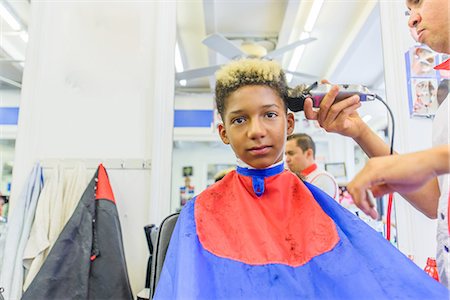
[22,164,133,300]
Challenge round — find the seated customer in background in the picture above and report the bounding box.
[154,58,448,300]
[285,133,339,201]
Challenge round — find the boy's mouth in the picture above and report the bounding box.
[248,145,271,155]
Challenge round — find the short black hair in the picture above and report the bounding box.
[287,133,316,159]
[215,59,289,121]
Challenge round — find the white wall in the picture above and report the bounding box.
[0,89,20,107]
[379,2,437,268]
[10,1,175,295]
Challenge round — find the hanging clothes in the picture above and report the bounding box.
[0,164,44,300]
[22,163,90,291]
[22,165,64,290]
[22,165,133,300]
[61,163,89,227]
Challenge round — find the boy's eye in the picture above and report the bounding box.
[266,112,278,118]
[232,117,246,125]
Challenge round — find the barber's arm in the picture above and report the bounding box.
[303,84,392,158]
[346,145,450,219]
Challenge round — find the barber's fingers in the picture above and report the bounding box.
[347,184,379,219]
[347,167,380,219]
[322,99,361,129]
[328,95,360,117]
[303,98,318,120]
[317,85,340,125]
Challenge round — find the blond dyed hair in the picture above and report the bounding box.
[215,59,289,119]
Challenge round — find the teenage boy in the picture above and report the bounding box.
[154,59,448,299]
[286,133,339,200]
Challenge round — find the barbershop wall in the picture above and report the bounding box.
[10,2,175,294]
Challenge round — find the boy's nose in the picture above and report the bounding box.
[247,119,266,139]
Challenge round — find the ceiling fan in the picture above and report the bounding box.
[175,33,318,82]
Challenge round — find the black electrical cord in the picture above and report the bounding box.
[374,94,395,156]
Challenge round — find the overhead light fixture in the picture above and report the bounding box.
[287,32,310,81]
[287,0,324,82]
[0,0,22,31]
[304,0,325,32]
[175,42,186,86]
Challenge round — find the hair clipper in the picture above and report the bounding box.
[287,82,376,112]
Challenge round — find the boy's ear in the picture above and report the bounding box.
[305,148,314,159]
[218,123,230,144]
[286,112,295,135]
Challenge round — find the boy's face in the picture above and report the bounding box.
[218,85,295,169]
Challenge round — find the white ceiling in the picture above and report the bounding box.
[0,0,386,92]
[176,0,386,93]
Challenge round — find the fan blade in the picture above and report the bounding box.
[284,70,318,80]
[202,33,246,59]
[264,37,317,59]
[176,65,223,81]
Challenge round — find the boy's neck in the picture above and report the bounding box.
[236,158,284,170]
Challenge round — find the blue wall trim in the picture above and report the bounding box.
[0,107,19,125]
[174,110,213,128]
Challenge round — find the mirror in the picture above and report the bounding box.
[172,2,395,242]
[0,0,29,224]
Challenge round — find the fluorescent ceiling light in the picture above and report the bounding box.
[0,1,21,31]
[175,42,184,73]
[287,0,324,81]
[287,32,310,81]
[175,42,186,86]
[304,0,325,32]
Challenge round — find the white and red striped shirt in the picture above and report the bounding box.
[301,163,339,201]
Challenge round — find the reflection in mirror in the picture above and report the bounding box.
[0,0,29,225]
[0,139,15,222]
[172,2,395,243]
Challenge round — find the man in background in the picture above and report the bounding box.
[285,133,339,201]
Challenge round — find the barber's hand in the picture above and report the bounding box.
[346,153,436,219]
[303,80,365,138]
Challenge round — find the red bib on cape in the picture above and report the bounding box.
[195,170,339,267]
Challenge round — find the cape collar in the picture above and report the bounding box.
[236,163,285,197]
